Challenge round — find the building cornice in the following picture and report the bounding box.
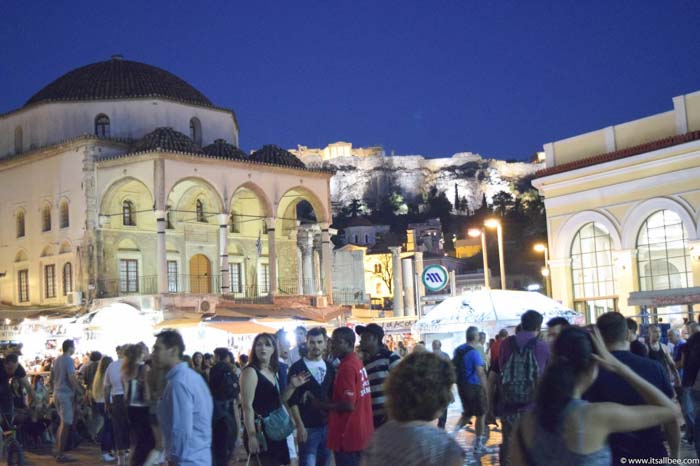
[0,135,129,170]
[532,139,700,195]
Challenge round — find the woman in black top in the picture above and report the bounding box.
[241,333,306,466]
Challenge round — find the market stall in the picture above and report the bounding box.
[413,290,581,355]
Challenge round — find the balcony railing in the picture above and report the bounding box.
[332,289,370,306]
[97,275,159,298]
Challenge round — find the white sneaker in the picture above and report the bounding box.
[102,453,116,462]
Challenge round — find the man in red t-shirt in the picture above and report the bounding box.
[317,327,373,466]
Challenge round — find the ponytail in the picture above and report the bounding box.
[536,360,577,432]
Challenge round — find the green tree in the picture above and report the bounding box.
[492,190,514,216]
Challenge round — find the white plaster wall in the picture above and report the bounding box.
[0,99,239,158]
[0,149,86,304]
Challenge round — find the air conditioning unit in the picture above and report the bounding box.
[66,291,83,305]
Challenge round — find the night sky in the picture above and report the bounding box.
[1,1,699,160]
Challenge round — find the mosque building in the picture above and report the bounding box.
[0,55,336,321]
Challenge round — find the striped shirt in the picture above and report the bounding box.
[364,348,401,427]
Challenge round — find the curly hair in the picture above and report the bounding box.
[385,352,455,422]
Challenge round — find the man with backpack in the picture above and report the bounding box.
[497,310,549,466]
[208,347,240,466]
[453,326,496,454]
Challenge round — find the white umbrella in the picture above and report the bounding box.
[413,290,580,335]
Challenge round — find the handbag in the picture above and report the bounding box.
[261,377,295,441]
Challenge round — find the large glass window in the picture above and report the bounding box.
[14,126,22,154]
[18,270,29,303]
[123,200,135,226]
[230,262,243,294]
[42,205,51,232]
[60,201,69,228]
[167,261,178,293]
[119,259,139,293]
[258,263,270,295]
[571,222,616,322]
[189,117,202,146]
[196,199,206,223]
[16,210,25,238]
[63,263,73,295]
[637,210,692,291]
[44,264,56,298]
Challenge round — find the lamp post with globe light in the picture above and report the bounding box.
[484,218,506,290]
[534,243,551,297]
[468,228,490,289]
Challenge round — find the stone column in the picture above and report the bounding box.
[266,217,277,297]
[389,246,404,317]
[298,228,315,295]
[402,257,415,316]
[414,251,425,298]
[549,257,573,309]
[321,225,333,302]
[613,249,639,315]
[155,210,168,294]
[313,235,323,294]
[218,214,230,294]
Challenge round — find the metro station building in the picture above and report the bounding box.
[533,90,700,323]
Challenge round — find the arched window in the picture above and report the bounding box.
[189,117,202,146]
[196,199,206,223]
[122,200,135,226]
[365,234,369,244]
[95,114,110,137]
[14,126,23,154]
[63,262,73,295]
[571,222,616,322]
[637,210,692,291]
[41,204,51,232]
[229,212,240,233]
[16,210,25,238]
[59,201,69,228]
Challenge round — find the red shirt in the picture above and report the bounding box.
[327,352,374,452]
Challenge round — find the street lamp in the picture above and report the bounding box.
[484,219,506,290]
[533,243,551,297]
[468,228,490,289]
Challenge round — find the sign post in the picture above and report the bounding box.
[422,265,449,293]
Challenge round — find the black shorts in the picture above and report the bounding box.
[458,383,486,418]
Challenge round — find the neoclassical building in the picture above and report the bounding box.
[0,56,334,316]
[533,90,700,323]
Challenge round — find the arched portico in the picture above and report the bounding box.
[100,177,155,230]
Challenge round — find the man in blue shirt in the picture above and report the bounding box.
[454,326,495,454]
[585,312,679,464]
[153,330,214,466]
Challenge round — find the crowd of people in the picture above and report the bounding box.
[0,312,698,465]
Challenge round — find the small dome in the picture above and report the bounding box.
[250,145,305,168]
[25,57,213,107]
[132,127,201,153]
[203,139,247,160]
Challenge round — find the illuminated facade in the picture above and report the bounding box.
[533,90,700,322]
[0,57,334,314]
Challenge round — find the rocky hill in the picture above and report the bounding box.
[303,152,541,213]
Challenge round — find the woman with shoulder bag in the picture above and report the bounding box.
[241,333,308,466]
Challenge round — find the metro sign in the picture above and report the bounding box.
[422,265,449,292]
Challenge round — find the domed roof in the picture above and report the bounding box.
[203,139,247,160]
[132,127,201,153]
[250,145,306,168]
[25,56,212,107]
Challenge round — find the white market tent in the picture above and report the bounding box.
[413,290,581,354]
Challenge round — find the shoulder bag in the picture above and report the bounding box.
[260,376,295,441]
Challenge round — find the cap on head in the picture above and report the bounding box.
[355,323,384,341]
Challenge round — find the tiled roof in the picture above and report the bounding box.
[202,139,247,160]
[132,127,201,153]
[536,130,700,178]
[25,56,213,107]
[250,144,306,168]
[345,216,373,227]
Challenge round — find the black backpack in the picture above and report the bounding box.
[452,345,474,387]
[211,365,239,401]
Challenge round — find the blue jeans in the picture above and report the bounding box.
[334,450,362,466]
[299,426,330,466]
[690,390,700,458]
[678,387,695,440]
[95,402,114,454]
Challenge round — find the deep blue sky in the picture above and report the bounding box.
[1,1,699,160]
